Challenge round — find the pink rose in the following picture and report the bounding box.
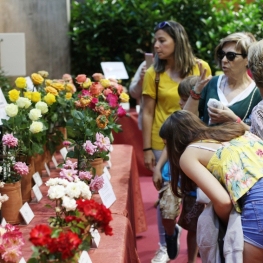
[2,134,18,148]
[83,140,97,155]
[89,97,99,109]
[117,106,126,117]
[107,93,119,107]
[75,74,87,84]
[92,73,104,81]
[103,88,112,96]
[62,73,73,83]
[13,162,29,176]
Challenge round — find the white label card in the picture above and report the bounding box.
[33,172,43,187]
[52,155,58,168]
[0,89,8,125]
[98,173,116,208]
[60,147,68,160]
[106,160,112,169]
[90,228,101,248]
[78,251,92,263]
[20,202,34,224]
[19,258,26,263]
[32,184,43,202]
[103,166,111,180]
[44,163,51,176]
[101,61,129,79]
[1,217,6,227]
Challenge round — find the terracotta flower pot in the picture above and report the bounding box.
[90,158,104,176]
[0,180,23,224]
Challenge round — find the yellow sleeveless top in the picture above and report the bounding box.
[205,131,263,212]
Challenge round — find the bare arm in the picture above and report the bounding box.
[153,147,168,190]
[129,62,146,100]
[142,94,156,170]
[183,62,212,115]
[180,148,232,224]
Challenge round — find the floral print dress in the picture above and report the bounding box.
[206,131,263,212]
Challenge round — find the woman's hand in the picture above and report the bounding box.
[144,150,156,171]
[153,166,162,191]
[208,105,237,124]
[193,61,212,93]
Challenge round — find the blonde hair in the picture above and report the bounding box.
[178,76,199,97]
[248,39,263,88]
[214,32,256,68]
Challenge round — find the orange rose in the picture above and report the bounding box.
[75,74,87,84]
[92,73,104,81]
[31,73,44,85]
[96,115,109,129]
[45,86,58,96]
[89,82,103,96]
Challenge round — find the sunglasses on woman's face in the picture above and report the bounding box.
[217,50,247,61]
[155,21,172,30]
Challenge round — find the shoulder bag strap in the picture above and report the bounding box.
[155,72,160,103]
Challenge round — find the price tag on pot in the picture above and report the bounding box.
[60,147,68,160]
[20,202,34,224]
[90,228,101,248]
[33,172,43,187]
[32,184,43,202]
[51,155,58,168]
[78,251,92,263]
[98,173,116,208]
[103,166,111,180]
[19,258,26,263]
[44,163,51,176]
[1,217,6,227]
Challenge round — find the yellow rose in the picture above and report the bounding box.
[45,79,52,86]
[30,121,44,133]
[100,79,111,88]
[45,86,58,96]
[8,89,20,102]
[44,93,56,105]
[38,70,49,78]
[82,78,92,89]
[119,92,129,103]
[31,73,44,85]
[24,91,32,100]
[51,82,65,91]
[31,92,41,102]
[15,77,27,89]
[65,92,72,100]
[65,83,76,93]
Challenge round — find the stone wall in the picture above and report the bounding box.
[0,0,70,78]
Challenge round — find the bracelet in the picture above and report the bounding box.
[236,117,241,123]
[190,89,201,100]
[143,147,152,152]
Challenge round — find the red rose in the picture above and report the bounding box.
[29,224,52,246]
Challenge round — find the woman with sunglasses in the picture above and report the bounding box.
[142,20,211,263]
[159,110,263,263]
[184,32,261,127]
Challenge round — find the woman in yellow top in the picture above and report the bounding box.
[160,110,263,263]
[142,20,211,263]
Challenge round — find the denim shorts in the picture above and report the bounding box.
[240,178,263,249]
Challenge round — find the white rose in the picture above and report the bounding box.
[35,101,48,114]
[65,182,81,199]
[28,108,42,121]
[47,185,65,199]
[62,196,77,211]
[16,97,32,109]
[5,103,18,117]
[77,181,91,199]
[29,121,43,133]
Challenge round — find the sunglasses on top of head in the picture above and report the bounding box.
[155,21,172,30]
[217,50,247,61]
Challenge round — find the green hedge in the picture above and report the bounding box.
[70,0,263,86]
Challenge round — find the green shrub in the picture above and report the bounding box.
[70,0,263,87]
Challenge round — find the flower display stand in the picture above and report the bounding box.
[90,158,104,176]
[0,180,23,224]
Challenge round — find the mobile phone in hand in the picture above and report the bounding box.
[145,53,153,69]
